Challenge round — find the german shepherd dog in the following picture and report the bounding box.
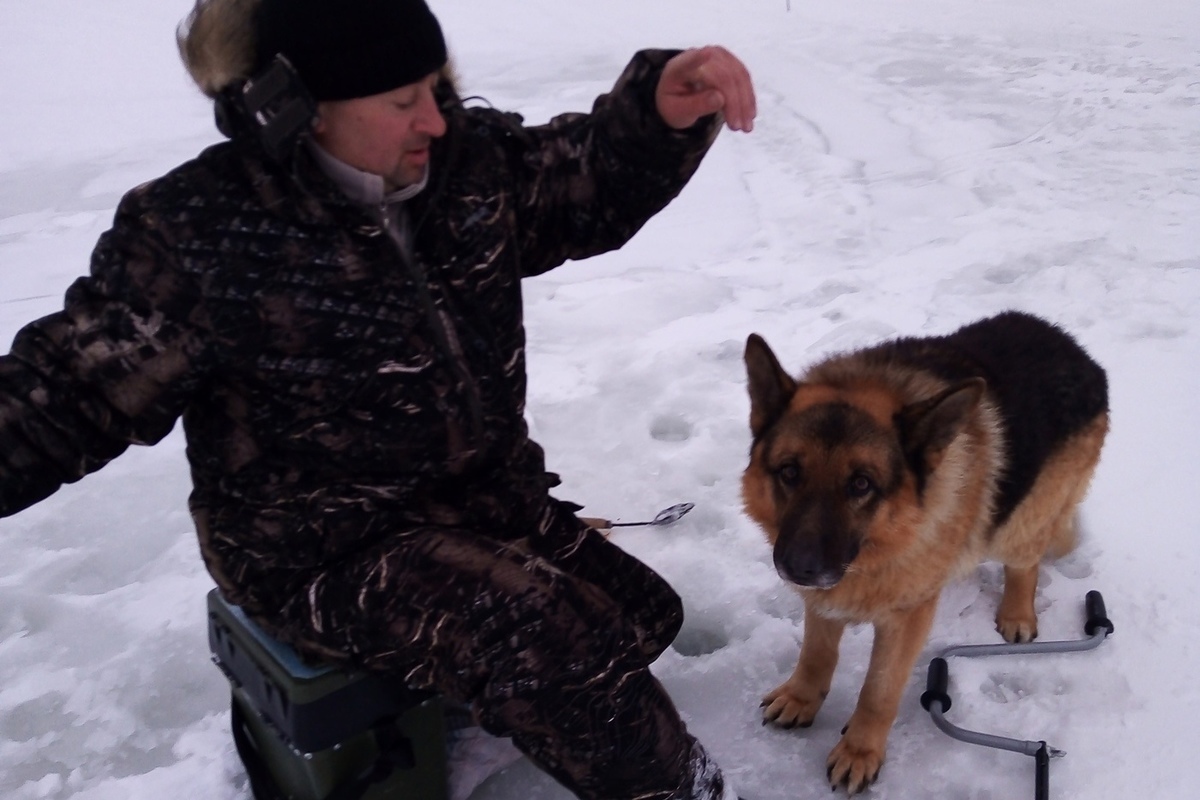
[741,311,1108,794]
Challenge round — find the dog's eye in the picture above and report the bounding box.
[776,462,801,487]
[847,473,875,499]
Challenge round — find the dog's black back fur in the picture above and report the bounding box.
[861,312,1108,524]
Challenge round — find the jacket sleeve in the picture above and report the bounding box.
[0,188,212,517]
[509,49,723,277]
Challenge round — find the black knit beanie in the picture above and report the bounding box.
[254,0,448,101]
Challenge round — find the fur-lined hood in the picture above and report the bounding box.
[178,0,260,98]
[177,0,460,100]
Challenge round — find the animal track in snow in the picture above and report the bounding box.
[649,413,693,443]
[980,668,1071,705]
[1054,549,1095,580]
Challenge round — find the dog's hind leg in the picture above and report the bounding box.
[995,499,1083,641]
[996,500,1083,642]
[993,413,1108,643]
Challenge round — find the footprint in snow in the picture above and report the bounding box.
[650,414,693,443]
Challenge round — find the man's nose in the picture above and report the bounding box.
[416,90,447,138]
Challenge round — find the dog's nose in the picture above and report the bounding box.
[775,551,844,589]
[774,533,860,588]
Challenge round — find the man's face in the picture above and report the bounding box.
[312,71,447,191]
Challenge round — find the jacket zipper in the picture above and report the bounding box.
[377,202,487,453]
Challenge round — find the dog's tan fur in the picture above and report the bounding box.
[741,314,1107,793]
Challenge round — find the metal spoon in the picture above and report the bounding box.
[583,502,695,530]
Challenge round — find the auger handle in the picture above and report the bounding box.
[1084,590,1114,637]
[1035,742,1050,800]
[920,657,951,712]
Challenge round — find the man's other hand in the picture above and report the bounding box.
[656,46,756,133]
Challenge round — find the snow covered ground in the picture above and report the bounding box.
[2,0,1198,798]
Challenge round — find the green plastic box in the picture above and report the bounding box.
[207,589,448,800]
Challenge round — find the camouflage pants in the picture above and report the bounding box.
[274,501,730,800]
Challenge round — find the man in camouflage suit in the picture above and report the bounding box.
[0,1,756,798]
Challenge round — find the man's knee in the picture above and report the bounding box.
[475,570,647,684]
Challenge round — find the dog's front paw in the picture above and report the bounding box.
[995,610,1039,643]
[826,731,885,795]
[760,681,826,729]
[996,565,1039,643]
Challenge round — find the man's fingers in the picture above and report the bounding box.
[733,60,757,131]
[682,47,755,132]
[659,46,757,132]
[709,50,755,132]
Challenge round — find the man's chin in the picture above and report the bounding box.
[386,164,430,194]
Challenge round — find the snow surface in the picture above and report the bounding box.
[2,0,1199,798]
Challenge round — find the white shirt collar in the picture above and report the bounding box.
[307,140,429,206]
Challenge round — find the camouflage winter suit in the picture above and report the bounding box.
[0,52,730,799]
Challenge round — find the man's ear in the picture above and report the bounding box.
[896,378,986,475]
[744,334,797,439]
[311,103,328,134]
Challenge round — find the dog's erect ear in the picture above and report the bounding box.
[897,378,985,474]
[744,334,798,438]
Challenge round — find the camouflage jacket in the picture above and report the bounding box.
[0,51,720,614]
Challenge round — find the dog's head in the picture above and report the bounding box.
[741,333,983,589]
